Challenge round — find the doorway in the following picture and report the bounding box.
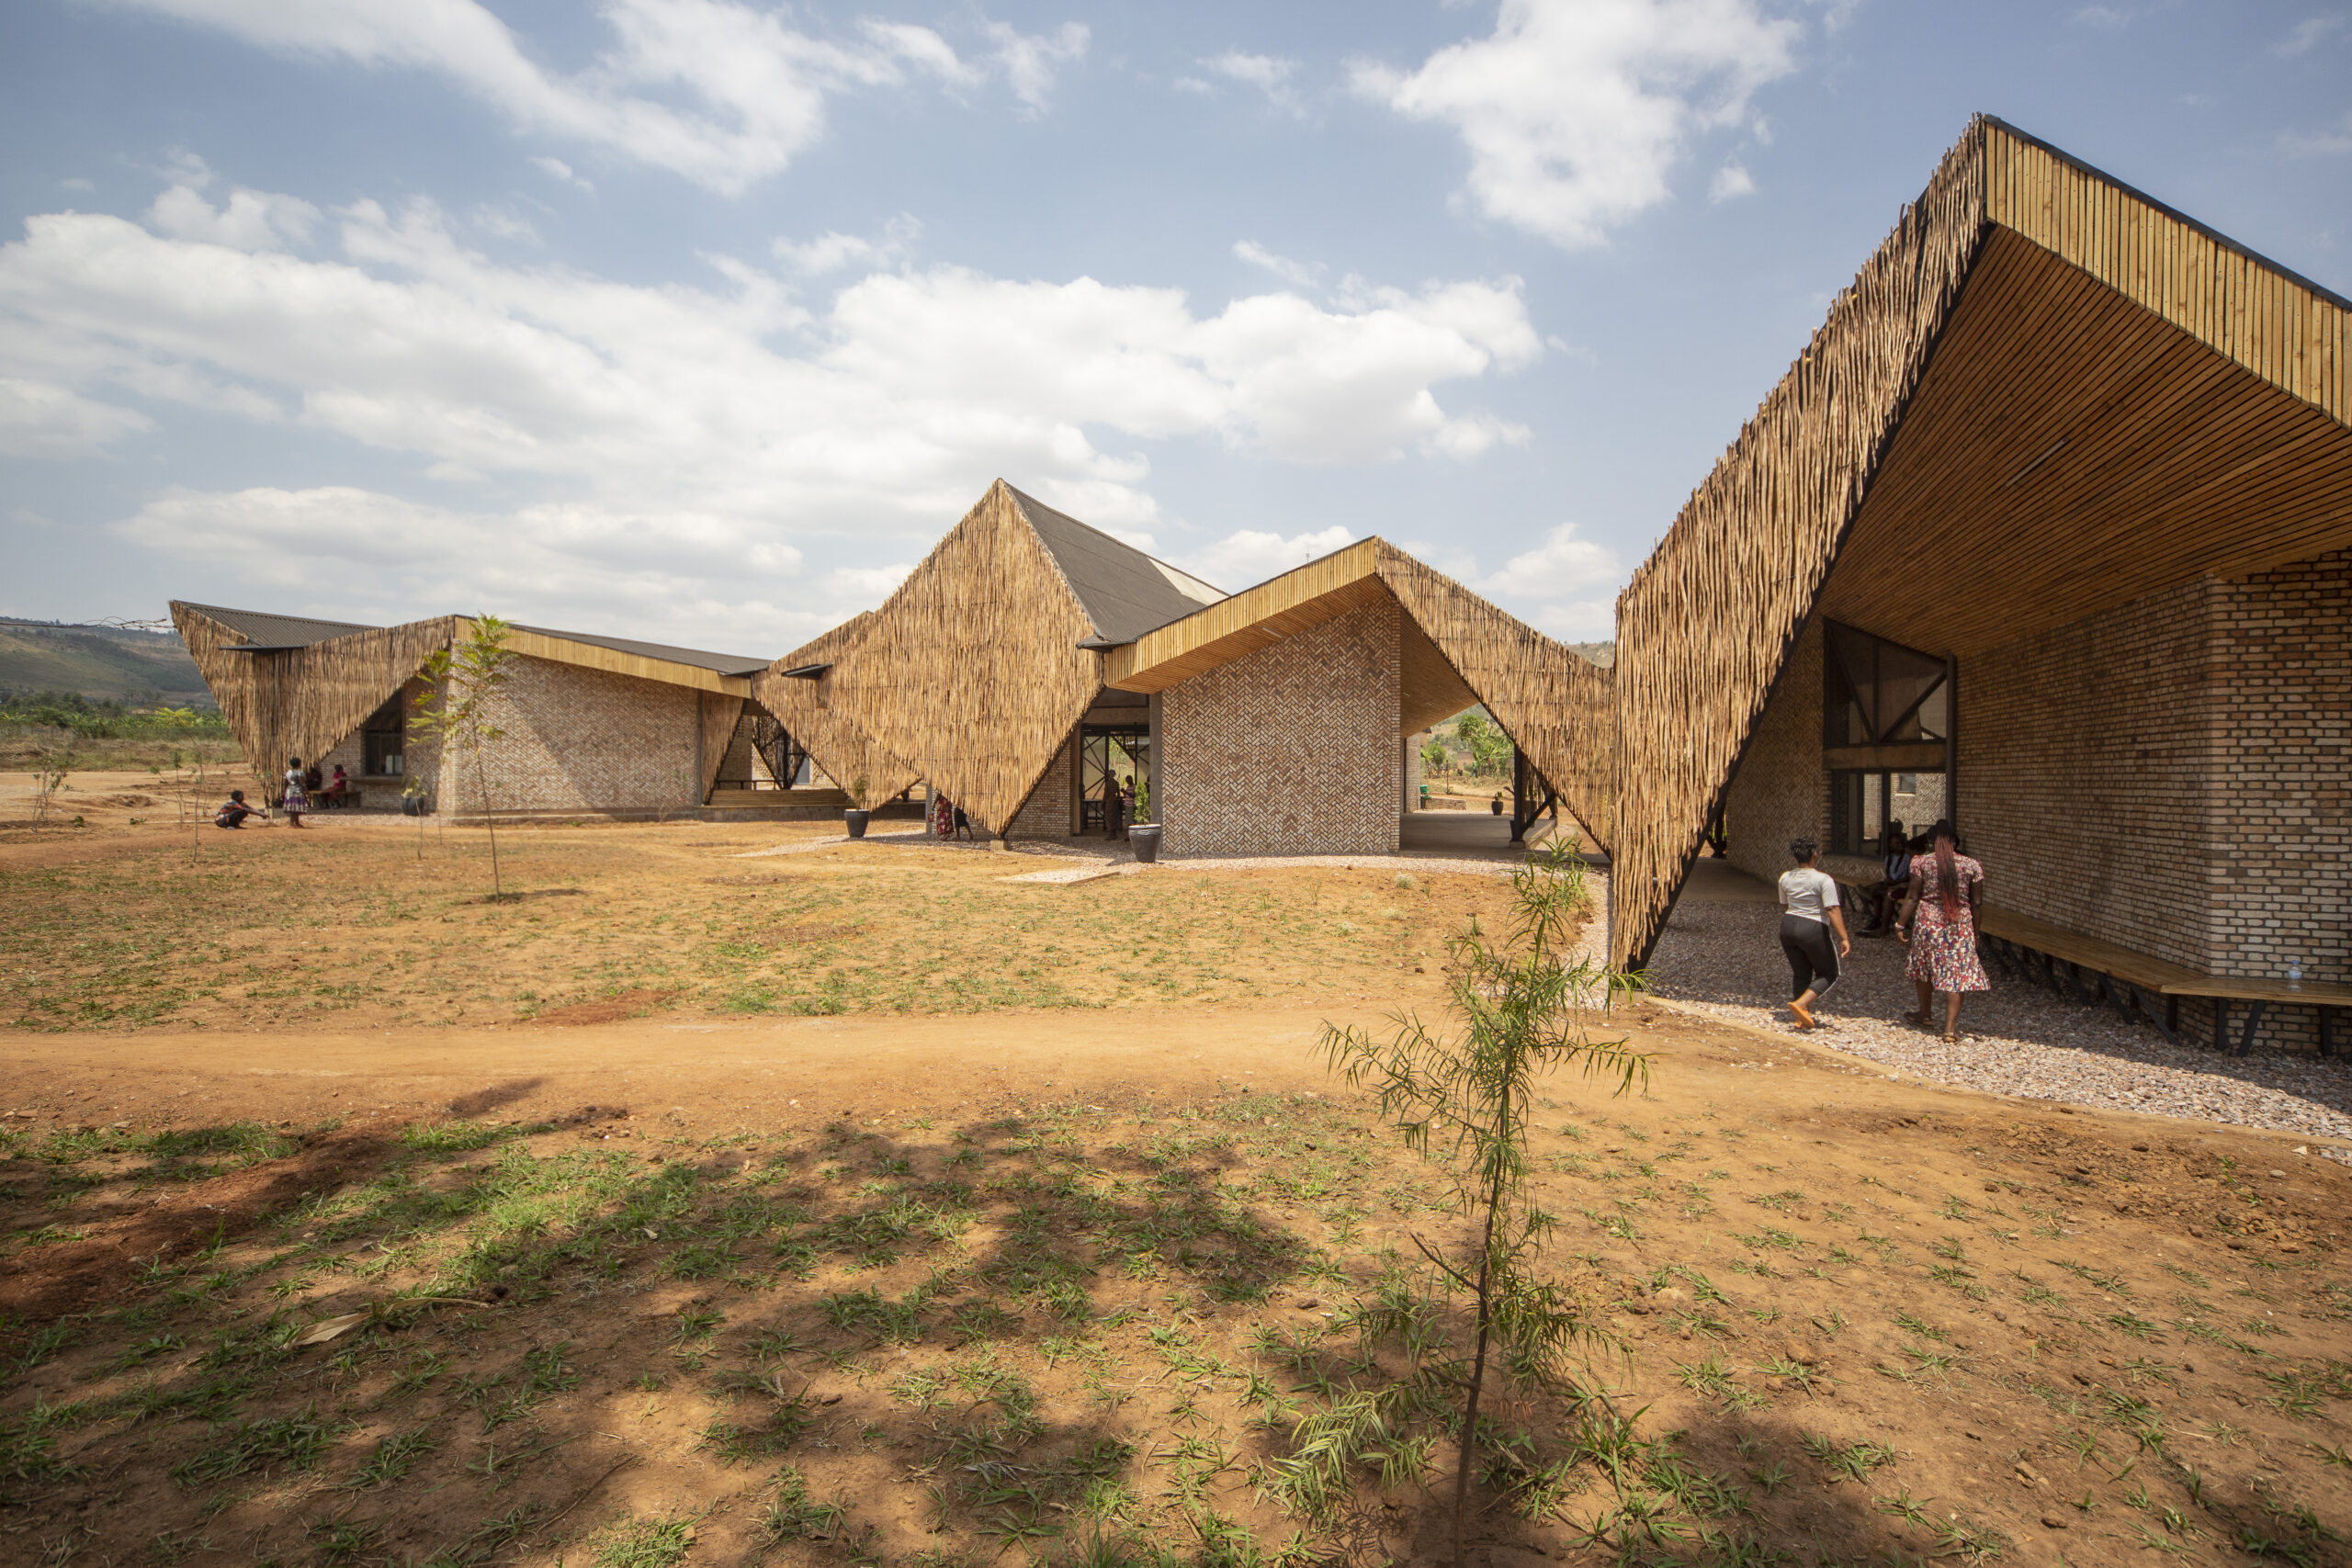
[1078,725,1148,832]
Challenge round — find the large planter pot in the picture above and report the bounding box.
[844,808,871,840]
[1128,824,1162,863]
[1489,799,1504,816]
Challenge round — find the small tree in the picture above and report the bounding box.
[1419,736,1448,775]
[1317,845,1646,1565]
[411,615,516,896]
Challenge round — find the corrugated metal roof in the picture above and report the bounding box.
[1006,487,1227,644]
[514,625,772,676]
[177,602,384,648]
[180,602,770,674]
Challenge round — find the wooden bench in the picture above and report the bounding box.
[1975,906,2349,1056]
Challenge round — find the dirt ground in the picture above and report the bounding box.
[2,771,1507,1032]
[3,791,2349,1567]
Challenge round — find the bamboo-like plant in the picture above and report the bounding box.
[411,616,515,896]
[1317,844,1646,1566]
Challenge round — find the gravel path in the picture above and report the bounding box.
[1621,874,2352,1145]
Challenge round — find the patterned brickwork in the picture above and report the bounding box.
[1965,579,2222,972]
[1006,730,1077,839]
[2206,549,2350,1049]
[1160,599,1400,857]
[432,655,704,814]
[1723,618,1829,886]
[1726,561,2346,1054]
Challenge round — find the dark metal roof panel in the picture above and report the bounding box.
[1005,486,1227,644]
[177,602,382,648]
[514,625,772,676]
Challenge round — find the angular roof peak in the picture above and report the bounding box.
[1002,484,1227,645]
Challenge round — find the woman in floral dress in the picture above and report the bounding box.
[1895,818,1985,1040]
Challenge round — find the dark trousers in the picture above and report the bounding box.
[1780,914,1839,999]
[1106,801,1125,840]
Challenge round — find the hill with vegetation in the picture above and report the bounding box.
[0,618,209,706]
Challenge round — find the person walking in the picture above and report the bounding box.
[1895,818,1987,1040]
[1777,837,1849,1031]
[281,756,311,829]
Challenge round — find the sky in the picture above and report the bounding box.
[2,0,2347,658]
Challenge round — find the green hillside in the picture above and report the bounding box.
[0,618,211,706]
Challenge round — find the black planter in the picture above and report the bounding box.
[1129,824,1162,863]
[844,808,871,840]
[1489,799,1504,816]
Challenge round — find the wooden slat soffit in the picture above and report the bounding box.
[1608,114,2352,971]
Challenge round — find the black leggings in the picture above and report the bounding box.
[1780,915,1839,1000]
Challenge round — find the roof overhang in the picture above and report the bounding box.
[1815,225,2352,658]
[463,617,755,697]
[1103,539,1386,693]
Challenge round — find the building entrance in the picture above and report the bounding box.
[1078,725,1148,832]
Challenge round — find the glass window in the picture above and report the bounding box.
[361,692,404,777]
[1824,621,1949,746]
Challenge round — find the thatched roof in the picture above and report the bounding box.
[1608,115,2352,970]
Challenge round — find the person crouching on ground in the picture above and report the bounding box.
[1777,837,1849,1031]
[1895,818,1987,1041]
[214,789,269,829]
[281,756,310,829]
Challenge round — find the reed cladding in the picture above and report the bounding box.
[172,603,454,796]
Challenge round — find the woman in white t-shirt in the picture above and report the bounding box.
[1777,837,1850,1030]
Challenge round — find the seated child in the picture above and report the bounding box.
[214,789,266,829]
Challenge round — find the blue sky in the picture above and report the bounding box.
[3,0,2347,656]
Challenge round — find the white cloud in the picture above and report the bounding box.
[1478,521,1620,600]
[527,154,594,193]
[2070,5,2132,27]
[1353,0,1800,248]
[103,0,1090,194]
[1183,525,1357,589]
[0,377,154,458]
[0,175,1538,635]
[1204,51,1301,112]
[2276,15,2346,54]
[2281,109,2352,156]
[1709,160,1756,202]
[986,20,1089,111]
[1232,240,1320,288]
[114,485,817,649]
[1531,599,1617,640]
[775,214,922,276]
[143,153,322,250]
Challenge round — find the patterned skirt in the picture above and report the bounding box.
[1906,916,1989,993]
[283,787,310,814]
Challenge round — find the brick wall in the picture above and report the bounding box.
[1724,557,2346,1054]
[1006,729,1078,839]
[1723,616,1828,885]
[2209,547,2350,1007]
[1965,577,2222,970]
[431,654,705,814]
[1160,597,1401,857]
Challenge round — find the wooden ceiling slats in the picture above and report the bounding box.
[1611,117,2352,971]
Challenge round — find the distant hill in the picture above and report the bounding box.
[0,618,212,707]
[1566,640,1615,669]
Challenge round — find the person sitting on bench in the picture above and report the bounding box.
[1865,819,1912,935]
[214,789,268,829]
[323,764,352,809]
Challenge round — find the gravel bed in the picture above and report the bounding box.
[1625,880,2352,1144]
